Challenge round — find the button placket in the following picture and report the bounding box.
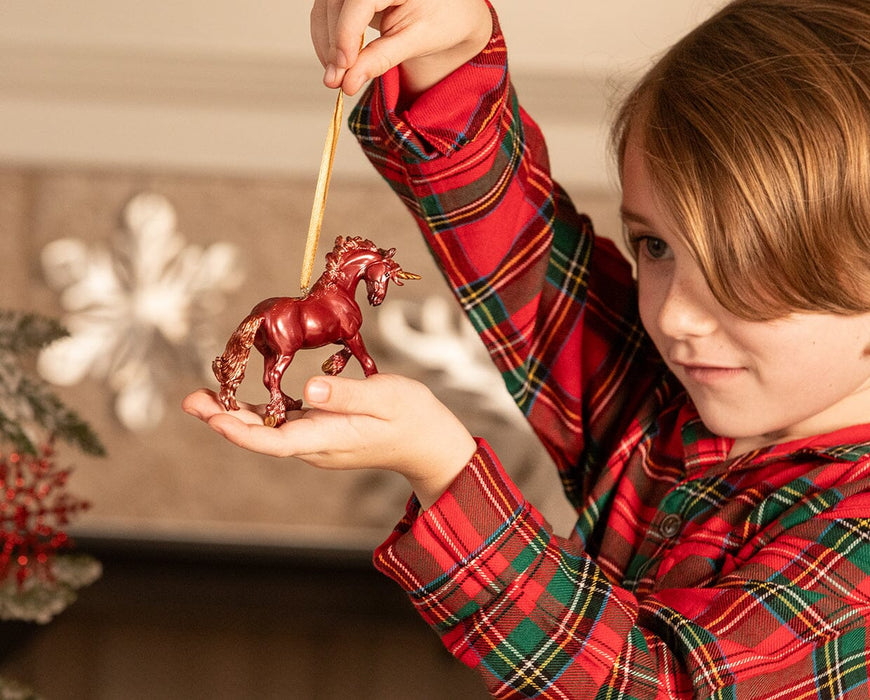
[655,486,689,540]
[658,513,683,538]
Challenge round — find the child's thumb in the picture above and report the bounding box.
[304,376,376,416]
[305,377,333,405]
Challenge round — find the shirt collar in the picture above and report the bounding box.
[676,393,870,475]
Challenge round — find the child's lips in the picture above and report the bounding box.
[674,361,746,384]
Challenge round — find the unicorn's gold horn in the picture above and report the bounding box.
[397,270,421,281]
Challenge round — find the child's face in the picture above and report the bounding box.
[620,135,870,454]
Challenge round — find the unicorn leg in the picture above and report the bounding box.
[262,353,299,427]
[322,346,352,375]
[343,334,378,377]
[218,382,240,412]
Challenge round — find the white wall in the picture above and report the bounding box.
[0,2,722,61]
[0,1,725,188]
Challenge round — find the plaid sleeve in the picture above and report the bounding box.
[349,8,661,487]
[375,440,648,695]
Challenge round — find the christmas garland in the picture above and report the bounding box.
[0,310,105,694]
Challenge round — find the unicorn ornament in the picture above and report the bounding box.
[212,235,420,426]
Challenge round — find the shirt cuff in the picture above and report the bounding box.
[373,438,541,628]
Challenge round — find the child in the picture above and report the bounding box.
[184,0,870,696]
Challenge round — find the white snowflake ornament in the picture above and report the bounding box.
[38,192,245,431]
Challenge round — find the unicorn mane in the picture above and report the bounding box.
[323,235,382,280]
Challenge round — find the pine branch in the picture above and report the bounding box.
[19,377,106,457]
[0,311,68,354]
[0,310,105,457]
[0,411,38,456]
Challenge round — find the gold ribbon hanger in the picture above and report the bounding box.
[300,37,366,295]
[300,87,344,295]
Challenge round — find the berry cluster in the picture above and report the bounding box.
[0,444,90,586]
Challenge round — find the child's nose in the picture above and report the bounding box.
[656,270,718,340]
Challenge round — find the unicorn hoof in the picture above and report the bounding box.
[322,354,348,375]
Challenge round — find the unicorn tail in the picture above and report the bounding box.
[212,314,263,411]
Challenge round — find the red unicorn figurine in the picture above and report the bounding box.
[212,236,421,426]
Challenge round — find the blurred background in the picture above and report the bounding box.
[0,1,722,697]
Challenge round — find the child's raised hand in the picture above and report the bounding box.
[182,374,477,509]
[310,0,492,97]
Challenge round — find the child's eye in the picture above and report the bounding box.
[641,236,671,259]
[628,234,672,261]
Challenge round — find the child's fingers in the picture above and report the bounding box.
[330,0,373,67]
[181,388,223,420]
[311,0,353,86]
[339,32,408,95]
[206,412,299,458]
[182,388,261,423]
[309,0,332,68]
[304,374,422,420]
[304,375,381,418]
[313,0,380,91]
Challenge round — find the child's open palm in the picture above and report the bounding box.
[183,374,476,508]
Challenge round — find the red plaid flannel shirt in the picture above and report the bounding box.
[350,12,870,699]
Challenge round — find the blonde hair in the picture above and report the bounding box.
[612,0,870,320]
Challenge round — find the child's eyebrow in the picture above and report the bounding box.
[619,207,654,228]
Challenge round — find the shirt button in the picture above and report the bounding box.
[659,514,683,538]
